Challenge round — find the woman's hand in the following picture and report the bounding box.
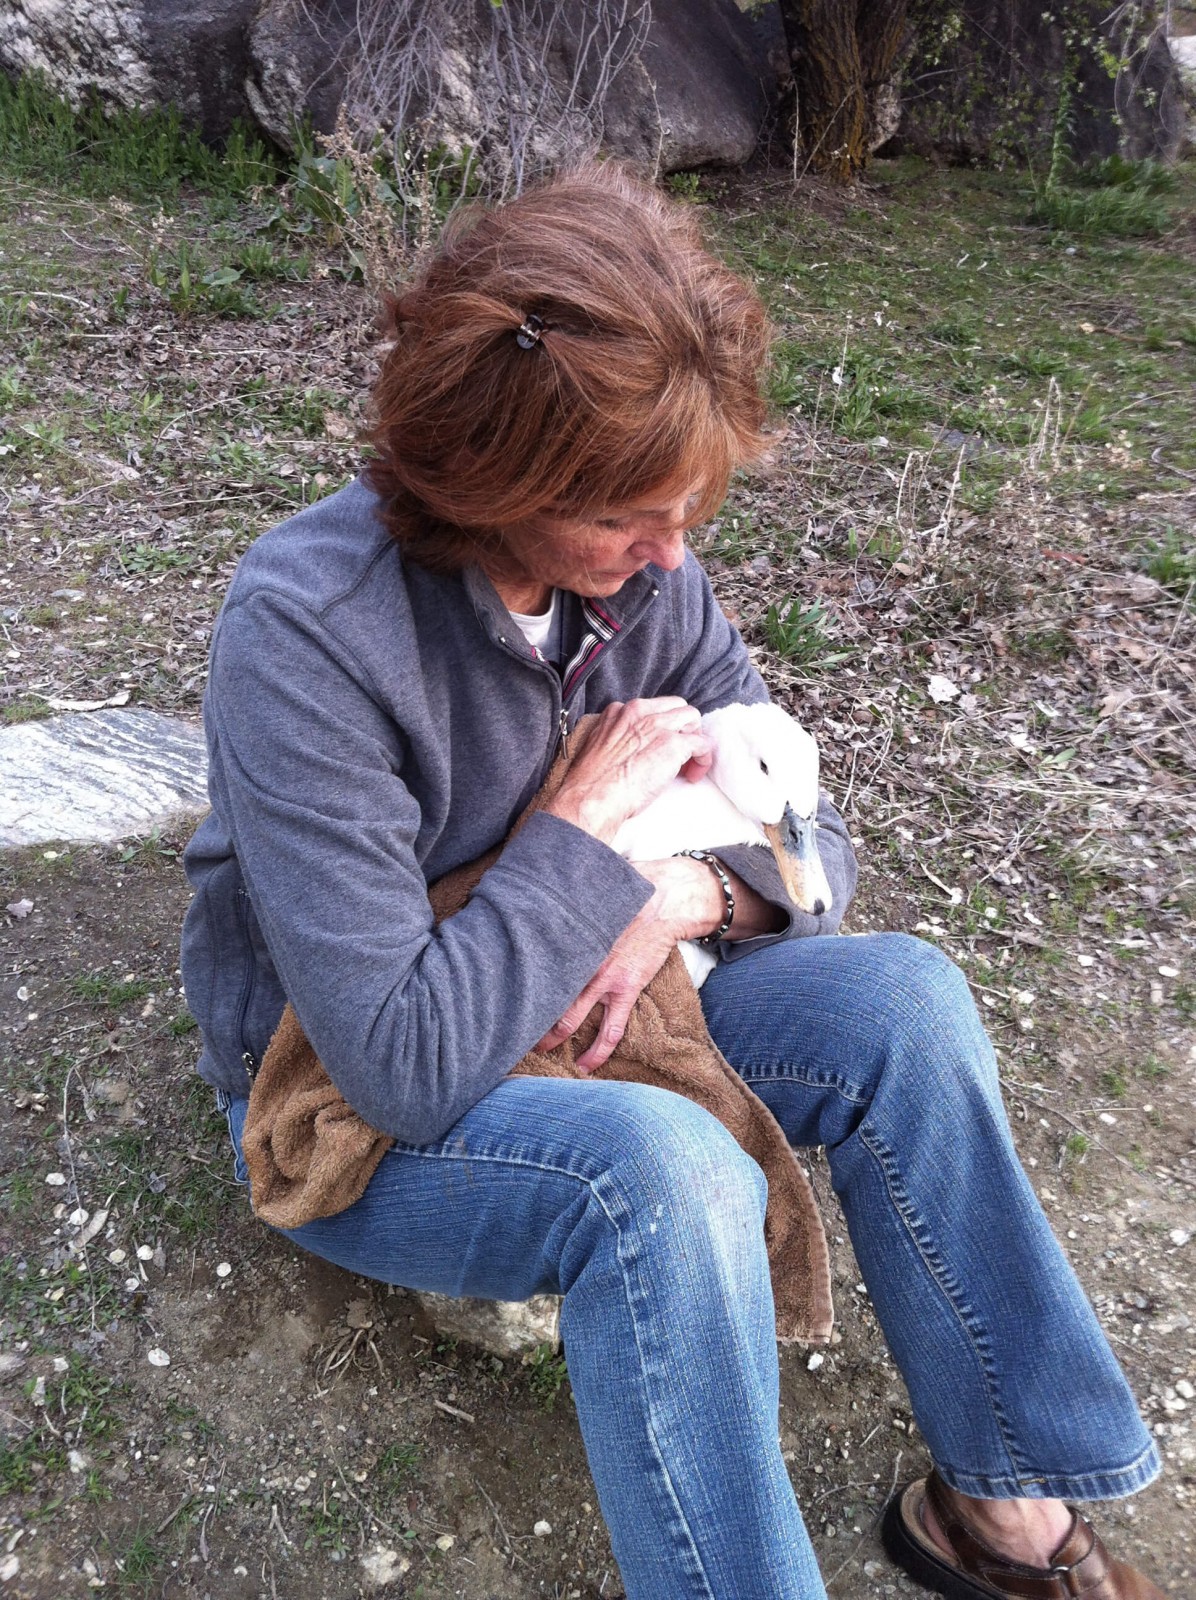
[535,856,719,1072]
[543,698,713,845]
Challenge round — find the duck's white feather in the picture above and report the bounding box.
[609,701,825,991]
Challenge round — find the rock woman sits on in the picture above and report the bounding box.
[181,162,1167,1600]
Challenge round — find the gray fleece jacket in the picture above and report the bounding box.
[181,477,857,1144]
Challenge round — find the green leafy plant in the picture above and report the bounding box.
[145,242,259,318]
[0,72,277,199]
[524,1342,570,1412]
[763,598,849,668]
[1141,529,1195,601]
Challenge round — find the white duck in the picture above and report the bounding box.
[611,701,833,989]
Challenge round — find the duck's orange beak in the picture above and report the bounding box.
[763,804,833,917]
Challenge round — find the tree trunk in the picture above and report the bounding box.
[778,0,907,180]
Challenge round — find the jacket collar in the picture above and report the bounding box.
[462,563,663,645]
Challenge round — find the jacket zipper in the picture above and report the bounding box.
[232,886,259,1081]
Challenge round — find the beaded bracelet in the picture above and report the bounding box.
[675,848,735,946]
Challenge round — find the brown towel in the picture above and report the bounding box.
[241,717,834,1344]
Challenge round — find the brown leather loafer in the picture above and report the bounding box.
[881,1470,1169,1599]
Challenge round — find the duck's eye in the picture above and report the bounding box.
[759,759,769,775]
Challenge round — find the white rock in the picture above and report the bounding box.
[1176,1379,1195,1401]
[413,1291,560,1358]
[215,1261,232,1279]
[146,1348,170,1367]
[434,1534,454,1551]
[136,1244,154,1261]
[45,1171,67,1187]
[359,1547,411,1590]
[1169,1229,1191,1247]
[0,1554,19,1583]
[52,1355,69,1374]
[533,1520,552,1538]
[0,709,208,848]
[68,1207,89,1227]
[107,1248,127,1264]
[807,1352,824,1371]
[68,1448,89,1473]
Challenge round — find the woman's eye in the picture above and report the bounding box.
[759,759,769,775]
[597,518,628,531]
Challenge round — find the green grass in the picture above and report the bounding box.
[1028,185,1170,238]
[1141,529,1196,601]
[0,72,278,200]
[711,158,1196,486]
[71,972,153,1007]
[524,1343,570,1412]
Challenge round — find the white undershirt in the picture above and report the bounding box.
[508,589,558,653]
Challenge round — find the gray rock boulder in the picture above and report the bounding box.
[0,0,257,139]
[1,0,789,172]
[897,1,1185,167]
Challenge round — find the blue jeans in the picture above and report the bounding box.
[219,933,1159,1600]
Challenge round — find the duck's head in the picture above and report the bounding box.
[701,702,834,919]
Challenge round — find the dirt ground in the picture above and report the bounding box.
[2,140,1195,1598]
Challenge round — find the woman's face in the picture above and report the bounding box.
[496,487,701,604]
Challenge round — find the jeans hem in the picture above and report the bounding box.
[933,1437,1162,1502]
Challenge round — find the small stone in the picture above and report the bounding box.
[215,1262,232,1279]
[1077,955,1095,968]
[68,1448,89,1473]
[0,1555,20,1583]
[345,1297,374,1329]
[146,1348,170,1367]
[360,1547,410,1590]
[1169,1229,1190,1247]
[434,1534,454,1552]
[1157,965,1179,978]
[533,1520,552,1538]
[68,1207,88,1227]
[107,1248,126,1264]
[1176,1380,1195,1401]
[136,1244,154,1261]
[1098,1113,1117,1126]
[5,899,33,919]
[807,1352,825,1371]
[52,1355,69,1373]
[44,1172,67,1187]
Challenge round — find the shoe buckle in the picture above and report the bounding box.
[1048,1515,1093,1579]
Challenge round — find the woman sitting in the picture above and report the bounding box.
[181,163,1166,1600]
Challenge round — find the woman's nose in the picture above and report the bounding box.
[635,526,687,570]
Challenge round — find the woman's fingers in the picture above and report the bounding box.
[548,697,711,841]
[574,994,634,1073]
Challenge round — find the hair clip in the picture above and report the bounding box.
[515,313,545,350]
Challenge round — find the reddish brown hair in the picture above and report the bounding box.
[365,162,771,574]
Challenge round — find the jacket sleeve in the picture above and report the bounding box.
[204,588,653,1144]
[650,554,858,953]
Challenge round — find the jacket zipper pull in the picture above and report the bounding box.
[559,706,570,761]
